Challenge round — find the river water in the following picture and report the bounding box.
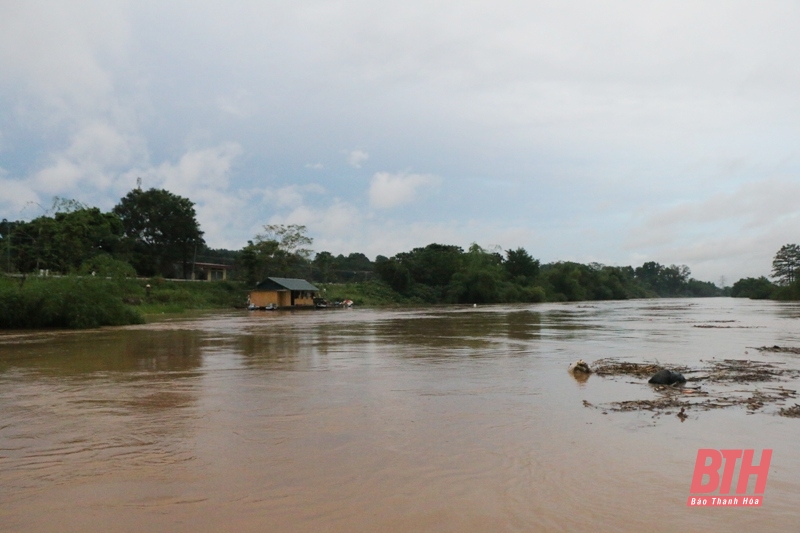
[1,298,800,532]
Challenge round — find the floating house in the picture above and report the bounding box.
[248,277,319,308]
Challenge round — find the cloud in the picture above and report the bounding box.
[369,171,440,209]
[261,184,326,208]
[347,150,369,168]
[154,142,243,196]
[623,176,800,279]
[4,2,800,281]
[31,121,143,195]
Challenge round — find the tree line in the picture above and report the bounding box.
[0,187,727,303]
[1,190,203,279]
[731,244,800,300]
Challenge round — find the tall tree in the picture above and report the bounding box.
[771,244,800,286]
[504,247,539,283]
[113,188,204,278]
[238,224,313,283]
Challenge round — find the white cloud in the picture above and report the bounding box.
[369,171,440,209]
[347,149,369,168]
[261,184,326,208]
[5,2,800,280]
[152,142,243,197]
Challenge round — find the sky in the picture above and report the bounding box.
[2,1,800,283]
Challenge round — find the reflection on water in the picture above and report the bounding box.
[1,298,800,532]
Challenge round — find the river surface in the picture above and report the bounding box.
[1,298,800,532]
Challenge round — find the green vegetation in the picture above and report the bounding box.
[731,244,800,301]
[319,280,411,306]
[0,275,248,329]
[731,277,775,299]
[113,188,205,278]
[0,276,143,329]
[0,188,734,329]
[136,278,248,314]
[238,224,313,284]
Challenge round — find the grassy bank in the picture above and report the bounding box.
[0,275,249,329]
[317,280,448,306]
[135,278,248,314]
[0,275,144,329]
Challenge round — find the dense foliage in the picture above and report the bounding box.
[0,188,738,330]
[113,188,205,278]
[1,188,205,279]
[731,244,800,300]
[731,277,775,299]
[0,276,143,329]
[367,243,723,304]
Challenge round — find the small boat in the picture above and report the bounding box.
[248,303,277,311]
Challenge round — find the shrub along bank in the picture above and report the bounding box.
[0,276,143,329]
[0,276,249,329]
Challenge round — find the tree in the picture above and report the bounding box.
[771,244,800,286]
[399,243,464,287]
[448,244,505,303]
[257,224,313,259]
[375,257,412,293]
[10,208,125,273]
[312,251,334,282]
[113,188,204,278]
[237,224,313,283]
[731,277,770,299]
[504,247,539,283]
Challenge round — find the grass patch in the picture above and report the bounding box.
[0,275,144,329]
[0,276,250,329]
[138,279,249,312]
[318,280,418,306]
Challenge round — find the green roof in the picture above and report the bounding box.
[255,277,319,292]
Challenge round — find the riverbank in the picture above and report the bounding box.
[0,274,728,330]
[0,276,249,329]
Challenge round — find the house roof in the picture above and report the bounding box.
[255,277,319,292]
[194,262,231,269]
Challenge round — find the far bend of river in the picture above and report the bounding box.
[2,298,800,532]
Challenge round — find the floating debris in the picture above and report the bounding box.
[779,404,800,418]
[754,345,800,355]
[592,359,680,378]
[583,357,800,420]
[692,324,761,329]
[648,369,686,385]
[701,359,798,383]
[568,360,592,374]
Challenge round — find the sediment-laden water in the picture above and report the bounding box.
[1,298,800,532]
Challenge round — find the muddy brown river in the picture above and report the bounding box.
[2,298,800,532]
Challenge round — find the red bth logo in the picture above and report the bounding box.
[687,449,771,507]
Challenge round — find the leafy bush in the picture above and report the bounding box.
[0,276,143,329]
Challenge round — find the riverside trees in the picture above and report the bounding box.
[372,244,716,303]
[3,188,205,279]
[237,224,313,284]
[771,244,800,286]
[731,244,800,300]
[113,188,205,278]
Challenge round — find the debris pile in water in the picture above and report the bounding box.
[701,359,791,383]
[778,404,800,418]
[592,359,685,378]
[581,357,800,420]
[755,345,800,355]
